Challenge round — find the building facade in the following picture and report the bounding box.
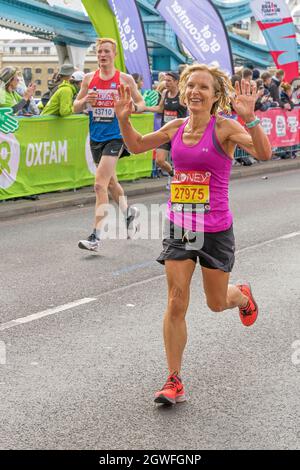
[0,38,98,97]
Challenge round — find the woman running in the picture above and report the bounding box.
[114,64,272,405]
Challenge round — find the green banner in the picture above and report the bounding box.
[0,114,154,201]
[82,0,126,72]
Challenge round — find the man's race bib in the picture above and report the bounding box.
[164,110,178,123]
[170,170,211,213]
[92,89,117,123]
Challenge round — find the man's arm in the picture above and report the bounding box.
[122,74,145,112]
[73,74,93,113]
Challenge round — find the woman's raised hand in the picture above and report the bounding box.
[231,79,259,121]
[113,83,135,121]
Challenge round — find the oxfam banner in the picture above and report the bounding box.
[0,114,153,201]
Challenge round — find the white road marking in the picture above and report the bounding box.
[236,231,300,255]
[0,298,96,331]
[0,231,299,332]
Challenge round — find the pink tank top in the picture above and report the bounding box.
[167,115,233,233]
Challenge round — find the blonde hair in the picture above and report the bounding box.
[179,64,234,115]
[96,38,117,52]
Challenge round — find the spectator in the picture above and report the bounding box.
[242,68,253,83]
[254,79,271,111]
[71,70,85,99]
[261,71,272,96]
[131,73,144,92]
[40,71,63,109]
[252,69,260,80]
[0,66,36,114]
[269,69,286,107]
[231,74,242,88]
[291,78,300,105]
[16,74,40,115]
[280,82,294,110]
[41,64,78,117]
[234,66,243,77]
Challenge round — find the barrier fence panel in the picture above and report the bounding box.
[0,113,154,201]
[234,107,300,161]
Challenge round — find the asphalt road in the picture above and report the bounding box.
[0,169,300,450]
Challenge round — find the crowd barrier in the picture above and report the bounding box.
[0,113,154,201]
[1,107,299,201]
[234,107,300,161]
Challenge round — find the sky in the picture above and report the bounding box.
[0,27,31,40]
[0,0,87,39]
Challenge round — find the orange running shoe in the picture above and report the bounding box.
[237,283,259,327]
[154,373,186,405]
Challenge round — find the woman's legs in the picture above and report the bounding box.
[201,266,248,312]
[163,259,196,375]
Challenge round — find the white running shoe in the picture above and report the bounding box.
[78,233,100,251]
[126,206,139,240]
[166,175,172,191]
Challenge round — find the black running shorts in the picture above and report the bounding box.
[90,139,130,165]
[157,221,235,272]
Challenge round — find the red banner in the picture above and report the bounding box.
[256,107,300,147]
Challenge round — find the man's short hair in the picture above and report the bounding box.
[261,71,271,81]
[96,38,117,52]
[242,68,253,79]
[165,71,179,81]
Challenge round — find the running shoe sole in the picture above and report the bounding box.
[154,393,186,405]
[239,283,258,327]
[78,241,99,251]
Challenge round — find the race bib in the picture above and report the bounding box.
[91,89,117,123]
[93,107,114,120]
[164,110,178,123]
[170,170,211,213]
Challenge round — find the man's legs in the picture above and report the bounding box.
[78,155,117,251]
[108,172,128,214]
[93,155,119,232]
[156,148,173,176]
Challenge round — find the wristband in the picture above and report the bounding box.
[245,117,260,128]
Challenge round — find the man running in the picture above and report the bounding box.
[145,72,187,181]
[74,38,145,251]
